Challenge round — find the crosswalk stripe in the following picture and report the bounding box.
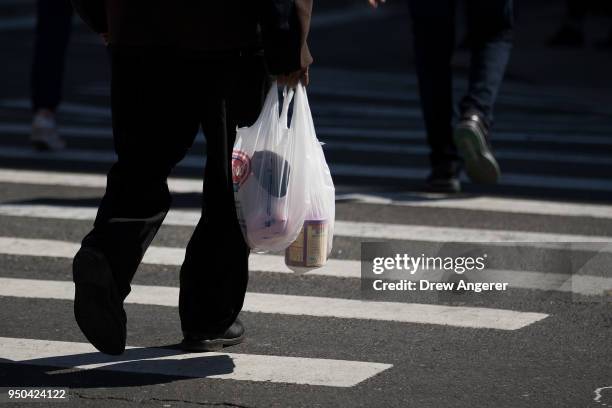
[0,145,204,168]
[0,168,202,193]
[328,140,612,166]
[1,237,610,296]
[0,236,357,279]
[0,204,610,245]
[315,102,608,125]
[6,96,601,125]
[0,337,391,387]
[331,163,612,192]
[84,71,577,109]
[317,126,612,146]
[0,16,35,31]
[0,277,548,330]
[4,95,612,136]
[1,145,610,192]
[3,123,610,165]
[2,168,612,219]
[335,192,612,219]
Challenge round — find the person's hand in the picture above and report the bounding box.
[100,33,109,46]
[277,67,309,88]
[368,0,386,8]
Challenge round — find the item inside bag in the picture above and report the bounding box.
[285,219,329,273]
[233,149,292,248]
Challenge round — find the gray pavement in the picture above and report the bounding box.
[0,1,611,407]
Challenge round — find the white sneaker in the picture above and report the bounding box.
[31,112,66,151]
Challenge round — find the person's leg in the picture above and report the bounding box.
[31,0,73,112]
[407,0,461,191]
[453,0,512,184]
[83,47,202,300]
[461,0,513,124]
[30,0,72,150]
[74,47,201,355]
[179,52,269,344]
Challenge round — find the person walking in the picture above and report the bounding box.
[70,0,312,355]
[30,0,73,151]
[369,0,513,192]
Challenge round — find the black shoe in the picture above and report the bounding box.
[454,111,500,184]
[73,247,126,355]
[181,319,246,352]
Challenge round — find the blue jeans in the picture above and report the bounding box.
[408,0,514,171]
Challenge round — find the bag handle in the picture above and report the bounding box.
[279,86,295,129]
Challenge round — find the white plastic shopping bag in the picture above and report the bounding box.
[232,82,309,252]
[284,84,336,272]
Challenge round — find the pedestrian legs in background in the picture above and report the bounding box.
[73,46,268,354]
[454,0,512,184]
[30,0,72,151]
[408,0,512,192]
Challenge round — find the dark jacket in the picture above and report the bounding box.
[70,0,313,74]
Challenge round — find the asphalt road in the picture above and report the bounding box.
[0,1,611,407]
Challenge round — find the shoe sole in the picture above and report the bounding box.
[454,123,501,184]
[73,248,126,355]
[180,332,246,352]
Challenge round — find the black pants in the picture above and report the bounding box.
[31,0,73,112]
[408,0,514,171]
[82,46,269,335]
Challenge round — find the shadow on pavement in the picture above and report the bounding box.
[0,345,236,388]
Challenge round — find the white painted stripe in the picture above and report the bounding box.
[316,126,612,146]
[0,16,36,31]
[0,145,205,168]
[314,67,569,100]
[0,145,609,192]
[0,277,548,330]
[327,140,612,166]
[1,237,610,295]
[310,68,612,116]
[0,123,113,138]
[4,95,611,131]
[10,98,608,130]
[334,218,612,243]
[3,123,609,165]
[0,236,359,279]
[331,163,612,192]
[77,77,611,118]
[1,100,111,117]
[2,168,612,220]
[0,204,610,245]
[0,337,390,387]
[311,6,393,28]
[334,192,612,219]
[316,102,608,125]
[0,168,202,193]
